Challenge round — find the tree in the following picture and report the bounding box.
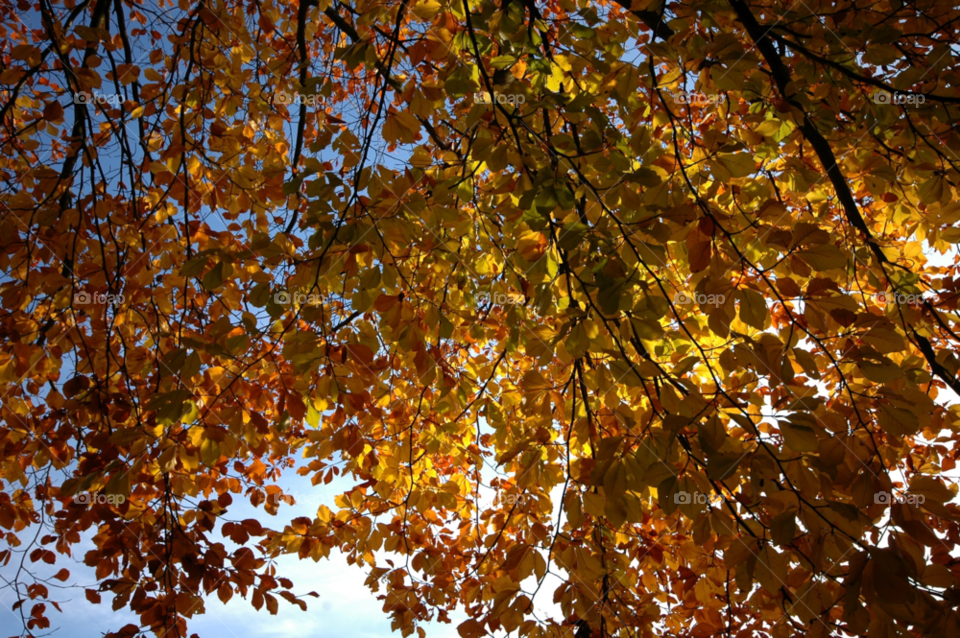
[2,0,960,636]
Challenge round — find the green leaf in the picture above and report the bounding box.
[202,261,225,291]
[716,152,756,178]
[181,351,202,380]
[770,511,797,546]
[707,453,743,481]
[737,289,767,330]
[797,245,847,271]
[780,421,818,453]
[180,256,209,278]
[558,222,588,251]
[439,315,454,339]
[876,402,920,436]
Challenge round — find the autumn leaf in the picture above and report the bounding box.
[3,2,960,638]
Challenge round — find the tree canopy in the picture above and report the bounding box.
[3,0,960,636]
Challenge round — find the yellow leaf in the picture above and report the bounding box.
[411,0,441,20]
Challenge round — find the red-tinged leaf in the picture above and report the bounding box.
[28,583,48,599]
[458,618,486,638]
[257,15,275,34]
[285,392,306,421]
[687,235,712,272]
[43,101,64,121]
[280,590,306,611]
[3,7,960,638]
[374,294,399,311]
[345,343,374,366]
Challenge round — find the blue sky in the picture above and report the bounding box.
[0,467,466,638]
